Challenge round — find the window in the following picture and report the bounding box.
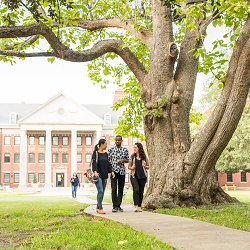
[86,153,91,163]
[5,136,10,145]
[105,114,111,124]
[39,153,45,163]
[62,153,68,163]
[77,136,82,146]
[86,136,92,146]
[53,137,59,146]
[52,153,58,163]
[14,136,20,145]
[62,136,68,146]
[77,173,82,183]
[28,173,34,183]
[132,137,138,145]
[29,153,35,163]
[29,136,35,145]
[14,173,19,183]
[77,153,82,163]
[227,173,233,182]
[14,153,20,163]
[4,173,10,183]
[39,136,45,145]
[125,172,129,183]
[123,137,129,146]
[4,153,10,163]
[11,114,15,123]
[241,172,247,182]
[39,173,45,183]
[109,136,115,146]
[101,136,106,140]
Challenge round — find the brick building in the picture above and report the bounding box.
[0,91,143,188]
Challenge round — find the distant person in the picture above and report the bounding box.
[70,172,80,200]
[128,142,149,212]
[92,138,112,214]
[108,135,129,212]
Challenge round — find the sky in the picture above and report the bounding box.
[0,25,226,106]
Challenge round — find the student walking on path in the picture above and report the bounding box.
[108,135,129,212]
[92,138,112,214]
[128,142,149,212]
[70,173,80,199]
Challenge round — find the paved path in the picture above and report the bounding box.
[84,204,250,250]
[21,188,250,250]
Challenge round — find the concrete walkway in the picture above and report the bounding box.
[21,188,250,250]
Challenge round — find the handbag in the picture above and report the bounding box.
[84,151,99,184]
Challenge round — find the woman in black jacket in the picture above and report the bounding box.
[92,138,112,214]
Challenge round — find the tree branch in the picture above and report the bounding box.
[53,17,153,49]
[0,50,54,57]
[4,35,39,50]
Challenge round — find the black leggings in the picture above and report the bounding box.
[131,176,147,207]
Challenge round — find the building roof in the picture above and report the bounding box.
[0,103,124,126]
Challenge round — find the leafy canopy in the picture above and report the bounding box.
[1,0,250,139]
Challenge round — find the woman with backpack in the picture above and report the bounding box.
[128,142,149,212]
[92,138,112,214]
[70,172,80,199]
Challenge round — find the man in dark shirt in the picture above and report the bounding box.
[108,135,129,212]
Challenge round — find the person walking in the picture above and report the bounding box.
[92,138,112,214]
[108,135,129,212]
[128,142,149,212]
[70,172,80,200]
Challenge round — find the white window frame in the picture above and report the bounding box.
[39,153,45,163]
[9,112,17,124]
[62,153,68,163]
[14,153,20,163]
[28,173,34,183]
[132,137,138,145]
[77,153,82,163]
[5,136,11,145]
[4,153,10,163]
[104,113,111,124]
[77,173,82,183]
[52,136,59,146]
[123,137,129,146]
[86,153,91,163]
[39,136,45,145]
[29,136,35,145]
[86,136,92,146]
[29,153,35,163]
[77,136,82,146]
[14,136,20,145]
[62,136,69,146]
[38,173,45,183]
[52,153,58,163]
[14,173,19,183]
[4,173,10,183]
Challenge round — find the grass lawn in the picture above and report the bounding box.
[155,190,250,232]
[0,191,173,250]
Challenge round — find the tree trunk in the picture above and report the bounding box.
[141,1,250,210]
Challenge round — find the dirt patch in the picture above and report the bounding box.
[0,234,22,249]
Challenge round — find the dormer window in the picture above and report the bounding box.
[9,112,17,124]
[104,113,111,124]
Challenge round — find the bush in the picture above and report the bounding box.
[33,174,38,184]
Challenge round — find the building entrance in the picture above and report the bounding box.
[56,173,64,187]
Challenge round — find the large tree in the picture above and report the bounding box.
[1,0,250,208]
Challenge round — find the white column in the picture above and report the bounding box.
[45,130,52,188]
[71,130,77,175]
[95,130,102,145]
[19,130,27,188]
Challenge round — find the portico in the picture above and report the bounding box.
[17,92,104,187]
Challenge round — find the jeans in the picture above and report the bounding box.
[95,177,107,210]
[71,185,78,198]
[131,176,147,207]
[111,172,125,209]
